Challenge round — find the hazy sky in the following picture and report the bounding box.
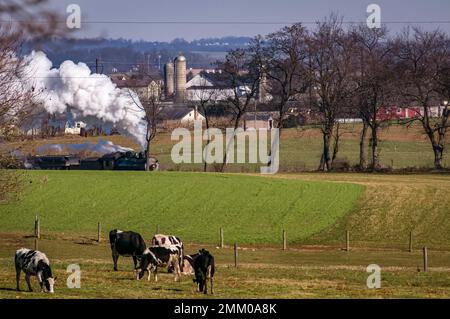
[44,0,450,41]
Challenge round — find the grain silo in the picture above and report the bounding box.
[174,56,187,103]
[164,62,174,98]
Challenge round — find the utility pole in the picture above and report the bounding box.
[95,58,103,74]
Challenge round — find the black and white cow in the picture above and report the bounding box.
[151,234,184,272]
[193,249,215,294]
[181,253,200,275]
[109,229,147,271]
[15,248,56,293]
[136,246,181,282]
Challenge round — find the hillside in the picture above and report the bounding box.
[0,171,362,245]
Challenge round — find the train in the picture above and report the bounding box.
[25,151,159,171]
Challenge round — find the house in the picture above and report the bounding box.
[111,73,163,102]
[64,120,87,135]
[376,106,444,121]
[243,112,276,130]
[185,73,235,102]
[158,107,205,128]
[47,114,87,136]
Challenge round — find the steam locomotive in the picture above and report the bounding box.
[26,151,159,171]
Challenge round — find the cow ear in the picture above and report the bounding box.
[54,276,57,281]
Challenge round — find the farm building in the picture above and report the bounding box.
[158,107,205,128]
[111,73,163,102]
[185,73,235,102]
[243,112,275,130]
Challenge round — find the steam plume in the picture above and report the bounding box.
[22,51,146,147]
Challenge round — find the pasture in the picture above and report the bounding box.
[0,171,362,244]
[4,123,450,171]
[1,235,450,298]
[1,171,450,298]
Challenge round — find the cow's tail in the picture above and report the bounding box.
[209,255,215,279]
[137,234,147,260]
[179,243,184,272]
[109,229,117,249]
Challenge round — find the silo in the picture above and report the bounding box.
[174,56,187,103]
[164,62,174,98]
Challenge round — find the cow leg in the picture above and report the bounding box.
[147,269,151,281]
[204,278,208,294]
[208,266,213,294]
[25,273,33,292]
[112,253,119,271]
[132,256,138,269]
[154,268,158,282]
[173,261,181,282]
[15,267,21,291]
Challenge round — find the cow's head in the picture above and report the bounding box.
[45,277,56,293]
[38,261,56,293]
[136,253,157,280]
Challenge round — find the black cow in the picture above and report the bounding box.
[15,248,56,293]
[109,229,146,271]
[193,249,215,294]
[136,246,181,282]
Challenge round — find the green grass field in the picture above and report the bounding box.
[0,171,362,244]
[1,171,450,298]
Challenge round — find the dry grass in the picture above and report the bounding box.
[1,233,450,299]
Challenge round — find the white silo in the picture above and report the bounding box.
[174,56,187,103]
[164,62,174,98]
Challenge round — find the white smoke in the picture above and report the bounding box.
[36,139,134,155]
[22,51,147,148]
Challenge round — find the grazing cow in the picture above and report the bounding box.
[193,249,215,294]
[109,229,146,271]
[15,248,56,293]
[152,234,184,272]
[181,253,200,275]
[136,246,181,282]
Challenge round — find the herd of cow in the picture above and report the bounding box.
[14,230,215,295]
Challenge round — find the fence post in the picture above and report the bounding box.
[220,227,224,248]
[156,224,160,234]
[97,222,101,242]
[346,230,350,252]
[423,247,428,272]
[409,231,413,253]
[283,230,287,251]
[35,215,40,239]
[234,243,238,268]
[34,237,38,250]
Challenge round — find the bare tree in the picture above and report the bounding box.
[0,0,64,202]
[187,75,219,172]
[216,48,261,172]
[307,15,356,171]
[393,28,450,169]
[352,26,395,171]
[255,24,309,135]
[0,0,62,40]
[129,88,162,171]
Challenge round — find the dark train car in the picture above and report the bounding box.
[26,152,159,171]
[33,156,80,170]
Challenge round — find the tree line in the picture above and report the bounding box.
[208,14,450,171]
